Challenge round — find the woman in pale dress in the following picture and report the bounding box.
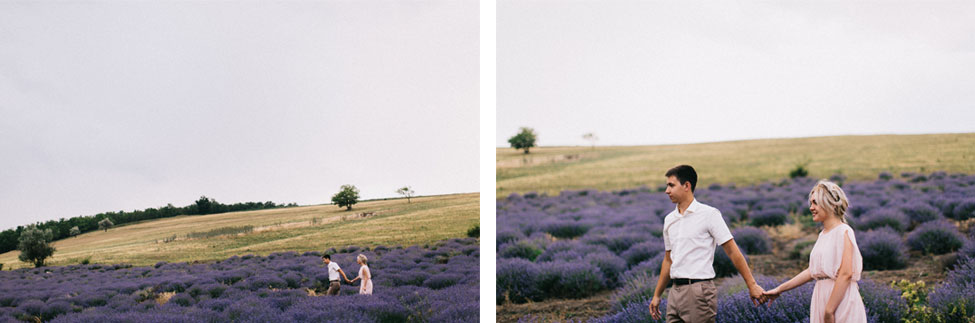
[348,254,373,295]
[763,180,867,323]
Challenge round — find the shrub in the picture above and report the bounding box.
[789,163,809,179]
[927,257,975,321]
[610,272,659,312]
[536,261,605,299]
[951,198,975,220]
[590,297,667,323]
[857,209,909,232]
[587,252,627,288]
[498,241,544,261]
[858,227,909,270]
[716,275,813,323]
[907,220,964,255]
[749,208,789,227]
[620,240,664,267]
[496,229,524,248]
[900,201,941,224]
[878,172,893,181]
[466,225,479,238]
[713,246,748,278]
[621,253,664,282]
[857,279,909,323]
[496,258,540,304]
[423,273,463,290]
[732,226,772,254]
[542,219,590,239]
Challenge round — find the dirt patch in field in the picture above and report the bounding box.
[497,292,615,323]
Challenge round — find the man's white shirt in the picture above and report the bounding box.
[662,199,734,279]
[328,262,342,281]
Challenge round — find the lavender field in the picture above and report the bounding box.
[0,238,479,322]
[497,172,975,322]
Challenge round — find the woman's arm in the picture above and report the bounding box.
[823,231,855,322]
[362,267,370,281]
[764,268,813,305]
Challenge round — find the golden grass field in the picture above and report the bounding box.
[498,133,975,196]
[0,193,478,269]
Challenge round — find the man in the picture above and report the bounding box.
[649,165,766,322]
[322,254,350,296]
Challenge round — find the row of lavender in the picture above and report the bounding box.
[497,172,975,321]
[0,238,479,322]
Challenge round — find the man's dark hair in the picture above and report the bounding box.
[665,165,698,192]
[322,254,331,260]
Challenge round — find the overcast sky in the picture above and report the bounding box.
[498,1,975,147]
[0,1,478,230]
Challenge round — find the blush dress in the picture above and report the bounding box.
[807,223,867,323]
[359,265,373,295]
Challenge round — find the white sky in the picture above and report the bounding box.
[498,1,975,147]
[0,1,478,230]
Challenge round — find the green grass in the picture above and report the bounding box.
[0,193,478,269]
[497,133,975,196]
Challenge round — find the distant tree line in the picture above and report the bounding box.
[0,196,297,254]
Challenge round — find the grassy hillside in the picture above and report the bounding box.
[0,193,478,269]
[497,133,975,196]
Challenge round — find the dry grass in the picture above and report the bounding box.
[0,193,478,269]
[497,133,975,196]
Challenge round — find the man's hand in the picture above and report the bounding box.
[649,296,662,320]
[748,283,766,306]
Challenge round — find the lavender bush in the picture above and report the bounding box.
[907,220,964,255]
[857,209,909,232]
[0,238,478,322]
[731,227,771,254]
[858,227,909,270]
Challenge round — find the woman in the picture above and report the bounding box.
[348,254,373,295]
[763,180,866,323]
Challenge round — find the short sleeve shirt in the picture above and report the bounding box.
[328,262,342,281]
[662,199,733,279]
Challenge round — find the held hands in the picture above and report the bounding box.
[761,287,782,307]
[747,283,767,306]
[648,296,662,320]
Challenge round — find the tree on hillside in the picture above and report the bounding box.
[69,226,80,237]
[396,186,416,203]
[194,196,216,215]
[332,185,360,211]
[98,218,114,232]
[508,127,537,154]
[582,132,598,150]
[17,225,56,268]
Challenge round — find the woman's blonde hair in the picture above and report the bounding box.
[809,180,849,224]
[357,254,368,264]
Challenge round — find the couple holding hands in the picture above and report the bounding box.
[649,165,866,323]
[321,253,373,296]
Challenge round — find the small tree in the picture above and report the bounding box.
[582,132,598,150]
[69,226,81,237]
[331,185,360,211]
[508,127,537,154]
[396,186,416,203]
[17,225,56,268]
[98,218,114,232]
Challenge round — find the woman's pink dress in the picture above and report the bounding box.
[808,223,867,323]
[359,265,373,295]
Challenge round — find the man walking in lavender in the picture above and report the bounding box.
[322,254,350,296]
[649,165,766,322]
